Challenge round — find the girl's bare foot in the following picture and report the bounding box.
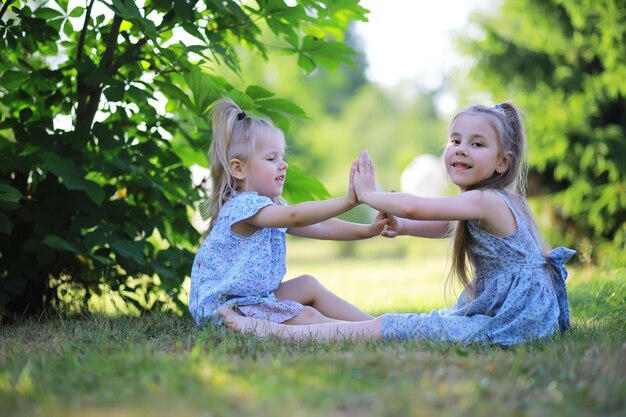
[219,305,383,341]
[219,305,274,337]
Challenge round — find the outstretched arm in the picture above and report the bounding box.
[382,213,451,239]
[376,190,451,239]
[240,160,360,231]
[289,212,388,240]
[353,152,501,223]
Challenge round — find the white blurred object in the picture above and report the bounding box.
[190,164,211,233]
[400,154,449,197]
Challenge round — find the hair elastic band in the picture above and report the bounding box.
[237,111,247,121]
[494,104,504,110]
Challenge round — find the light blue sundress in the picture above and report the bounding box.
[382,191,576,346]
[189,192,303,325]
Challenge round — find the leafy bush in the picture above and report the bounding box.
[0,0,368,317]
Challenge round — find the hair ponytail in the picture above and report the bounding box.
[202,97,281,234]
[205,98,241,232]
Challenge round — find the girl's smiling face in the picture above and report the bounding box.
[243,129,288,199]
[444,113,510,191]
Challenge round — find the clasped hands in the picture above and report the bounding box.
[348,151,400,238]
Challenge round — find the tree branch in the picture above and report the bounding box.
[101,15,123,70]
[76,0,96,64]
[110,37,149,73]
[0,0,15,23]
[76,15,123,132]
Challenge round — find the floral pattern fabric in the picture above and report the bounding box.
[381,191,575,346]
[189,192,303,325]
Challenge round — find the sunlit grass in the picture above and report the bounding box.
[285,236,456,315]
[1,238,624,417]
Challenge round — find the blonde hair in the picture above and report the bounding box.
[448,103,552,299]
[204,97,283,232]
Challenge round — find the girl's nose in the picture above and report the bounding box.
[280,160,288,170]
[455,144,468,155]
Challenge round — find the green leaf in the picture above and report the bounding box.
[40,151,82,189]
[0,212,11,235]
[111,239,146,265]
[282,164,330,204]
[226,89,255,111]
[170,134,209,167]
[34,7,63,20]
[245,85,275,100]
[296,53,317,74]
[262,109,290,132]
[0,71,29,91]
[39,152,105,205]
[154,80,195,110]
[174,0,195,21]
[109,0,143,21]
[42,235,80,253]
[0,184,23,203]
[299,36,355,71]
[184,67,220,116]
[104,84,126,102]
[69,6,85,18]
[106,0,156,37]
[62,19,74,38]
[82,182,106,206]
[127,85,154,102]
[257,98,307,118]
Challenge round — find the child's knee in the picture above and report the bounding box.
[300,305,323,320]
[288,306,326,324]
[296,274,324,291]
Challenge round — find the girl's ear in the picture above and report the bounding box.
[229,158,246,180]
[496,151,512,174]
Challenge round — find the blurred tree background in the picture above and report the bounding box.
[0,0,623,318]
[455,0,626,256]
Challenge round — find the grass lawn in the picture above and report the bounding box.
[1,237,624,417]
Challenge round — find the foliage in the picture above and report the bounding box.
[0,0,369,317]
[458,0,626,250]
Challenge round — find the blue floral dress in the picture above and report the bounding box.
[381,191,576,346]
[189,192,303,325]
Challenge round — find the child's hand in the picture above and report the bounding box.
[381,213,402,238]
[381,190,401,238]
[347,159,359,207]
[354,151,377,201]
[369,211,390,237]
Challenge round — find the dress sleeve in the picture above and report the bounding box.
[548,247,577,333]
[225,192,275,228]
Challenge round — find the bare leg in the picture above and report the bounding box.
[275,275,373,321]
[221,306,383,342]
[282,305,340,325]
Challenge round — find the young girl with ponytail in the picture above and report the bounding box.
[189,97,388,326]
[221,103,576,346]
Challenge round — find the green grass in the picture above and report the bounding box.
[1,238,624,417]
